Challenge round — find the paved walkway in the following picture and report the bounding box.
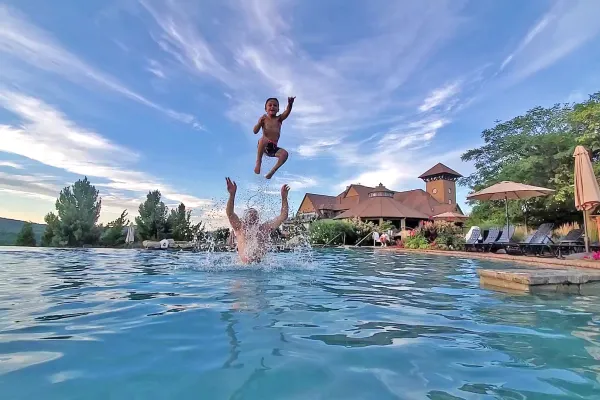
[377,247,600,271]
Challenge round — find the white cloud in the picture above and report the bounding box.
[0,4,201,129]
[137,0,466,156]
[499,1,600,80]
[146,59,166,79]
[0,161,23,169]
[0,90,212,219]
[418,82,461,112]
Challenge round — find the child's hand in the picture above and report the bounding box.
[287,96,295,105]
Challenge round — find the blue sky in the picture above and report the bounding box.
[1,0,600,227]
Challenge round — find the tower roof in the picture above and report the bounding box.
[418,163,462,179]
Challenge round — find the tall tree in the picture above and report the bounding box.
[54,177,102,246]
[15,222,36,247]
[101,210,129,247]
[461,93,600,227]
[41,212,60,247]
[167,203,204,241]
[135,190,169,240]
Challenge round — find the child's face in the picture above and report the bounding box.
[265,100,279,116]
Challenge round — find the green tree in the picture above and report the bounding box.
[41,212,60,247]
[54,177,102,246]
[101,210,129,247]
[460,98,595,227]
[135,190,169,240]
[15,222,36,246]
[167,203,204,241]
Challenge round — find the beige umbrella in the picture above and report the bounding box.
[573,145,600,252]
[432,211,469,222]
[467,181,555,232]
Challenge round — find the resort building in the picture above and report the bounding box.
[296,163,465,229]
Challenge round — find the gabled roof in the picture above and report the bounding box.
[418,163,462,179]
[333,196,430,220]
[305,193,336,210]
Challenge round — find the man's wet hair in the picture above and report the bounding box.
[265,97,279,108]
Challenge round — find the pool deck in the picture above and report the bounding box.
[376,247,600,294]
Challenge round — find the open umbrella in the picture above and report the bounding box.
[573,145,600,253]
[466,181,555,232]
[432,211,469,222]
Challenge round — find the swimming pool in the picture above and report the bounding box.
[1,247,599,399]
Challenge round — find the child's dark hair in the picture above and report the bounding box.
[265,97,279,108]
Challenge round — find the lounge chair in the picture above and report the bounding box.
[519,223,554,255]
[487,225,516,252]
[548,229,584,257]
[463,227,481,252]
[474,227,500,252]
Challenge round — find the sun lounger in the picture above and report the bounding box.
[519,223,554,255]
[473,227,500,252]
[463,227,481,252]
[547,229,584,257]
[487,225,516,252]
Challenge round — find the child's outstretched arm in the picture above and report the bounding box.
[253,115,266,134]
[279,96,295,121]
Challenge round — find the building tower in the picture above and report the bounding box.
[418,163,462,205]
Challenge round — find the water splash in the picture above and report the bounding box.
[190,159,314,269]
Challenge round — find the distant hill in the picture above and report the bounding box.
[0,217,46,246]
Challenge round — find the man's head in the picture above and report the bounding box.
[265,98,279,116]
[243,208,259,225]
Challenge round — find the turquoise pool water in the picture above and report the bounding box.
[0,247,599,399]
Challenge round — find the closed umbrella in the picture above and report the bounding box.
[467,181,555,232]
[573,145,600,253]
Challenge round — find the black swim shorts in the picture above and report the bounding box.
[264,140,280,157]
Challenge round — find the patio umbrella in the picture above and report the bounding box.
[466,181,555,232]
[432,211,469,222]
[573,145,600,253]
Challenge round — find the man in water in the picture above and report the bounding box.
[225,177,290,264]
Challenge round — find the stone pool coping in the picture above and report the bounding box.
[374,247,600,294]
[376,247,600,271]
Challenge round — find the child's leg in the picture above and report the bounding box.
[255,137,268,174]
[265,148,289,179]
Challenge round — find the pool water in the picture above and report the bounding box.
[1,247,599,399]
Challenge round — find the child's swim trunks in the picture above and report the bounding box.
[262,139,280,157]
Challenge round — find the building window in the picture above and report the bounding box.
[432,188,438,194]
[448,188,452,194]
[448,200,452,204]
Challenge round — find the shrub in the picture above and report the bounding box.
[404,234,429,249]
[309,219,356,245]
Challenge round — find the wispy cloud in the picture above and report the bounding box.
[0,90,212,218]
[418,82,461,112]
[499,0,600,80]
[0,161,23,169]
[0,4,201,129]
[137,0,466,155]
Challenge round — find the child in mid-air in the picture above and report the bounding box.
[253,96,295,179]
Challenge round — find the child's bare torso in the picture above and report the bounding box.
[262,116,282,143]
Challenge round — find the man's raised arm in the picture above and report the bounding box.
[268,184,290,230]
[225,177,242,231]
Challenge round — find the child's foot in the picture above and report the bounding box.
[254,162,261,175]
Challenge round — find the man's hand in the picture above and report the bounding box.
[281,184,290,199]
[226,177,237,196]
[287,96,295,105]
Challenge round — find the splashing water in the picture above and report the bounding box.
[191,158,314,269]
